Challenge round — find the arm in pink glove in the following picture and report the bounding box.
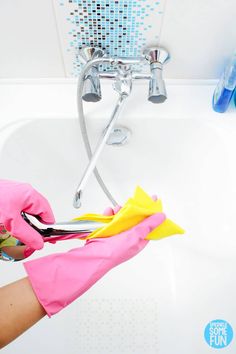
[0,212,165,348]
[0,180,55,250]
[24,212,165,317]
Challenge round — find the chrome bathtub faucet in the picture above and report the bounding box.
[73,46,170,209]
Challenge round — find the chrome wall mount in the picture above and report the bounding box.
[74,46,170,208]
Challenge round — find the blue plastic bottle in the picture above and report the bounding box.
[213,51,236,113]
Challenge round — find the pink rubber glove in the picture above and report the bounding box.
[103,205,122,216]
[0,180,55,250]
[24,212,165,317]
[23,246,36,259]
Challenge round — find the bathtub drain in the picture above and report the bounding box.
[105,126,131,146]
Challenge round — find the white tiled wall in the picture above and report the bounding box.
[0,0,235,79]
[161,0,236,79]
[0,0,65,78]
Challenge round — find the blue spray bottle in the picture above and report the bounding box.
[212,51,236,113]
[235,84,236,107]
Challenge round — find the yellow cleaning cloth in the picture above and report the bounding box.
[73,186,185,241]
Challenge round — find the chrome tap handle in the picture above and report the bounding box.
[143,47,170,103]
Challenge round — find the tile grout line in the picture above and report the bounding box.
[158,0,169,47]
[51,0,68,77]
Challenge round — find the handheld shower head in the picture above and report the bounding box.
[22,212,105,238]
[143,47,170,104]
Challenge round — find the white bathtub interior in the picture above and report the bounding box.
[0,104,236,353]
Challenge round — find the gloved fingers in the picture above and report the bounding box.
[103,207,114,216]
[131,213,166,240]
[103,194,157,217]
[103,205,122,216]
[23,189,55,224]
[24,246,36,259]
[4,214,44,250]
[89,212,166,246]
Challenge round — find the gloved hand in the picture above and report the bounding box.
[22,204,123,260]
[23,246,36,259]
[24,212,166,317]
[22,196,158,259]
[0,180,55,250]
[103,195,157,216]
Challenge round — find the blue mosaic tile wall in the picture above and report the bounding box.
[54,0,165,76]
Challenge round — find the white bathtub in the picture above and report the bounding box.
[0,80,236,354]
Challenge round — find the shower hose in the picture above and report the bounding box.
[76,57,119,207]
